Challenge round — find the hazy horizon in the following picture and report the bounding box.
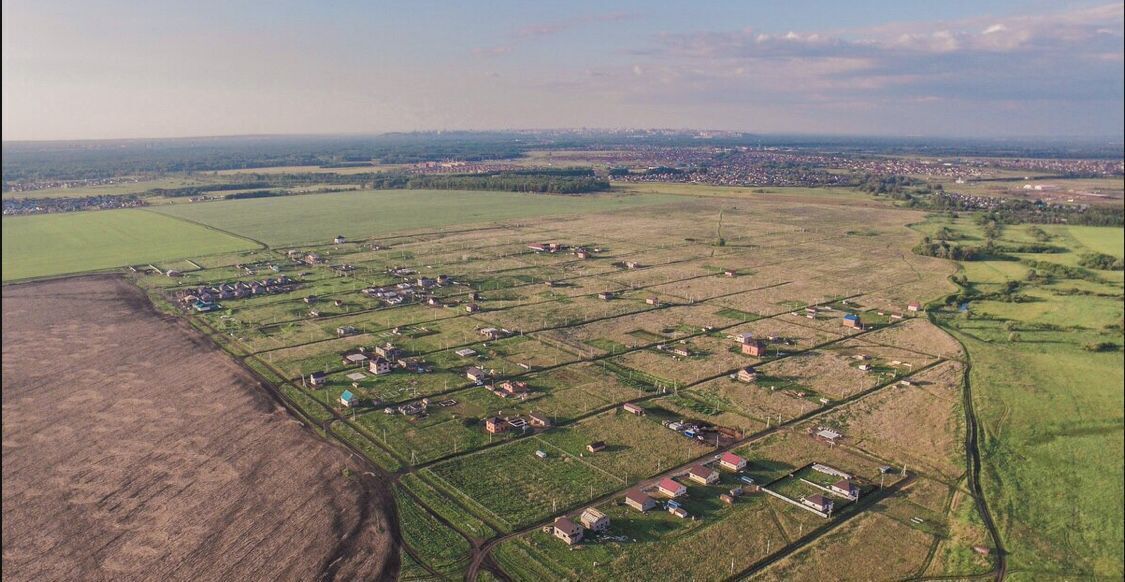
[4,0,1123,141]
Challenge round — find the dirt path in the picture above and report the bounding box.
[1,275,398,581]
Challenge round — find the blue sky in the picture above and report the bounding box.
[3,0,1122,140]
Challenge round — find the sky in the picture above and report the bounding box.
[2,0,1123,140]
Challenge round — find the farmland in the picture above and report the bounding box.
[914,215,1125,578]
[4,173,1118,580]
[1,209,258,281]
[153,189,682,246]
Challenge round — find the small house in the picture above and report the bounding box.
[340,390,359,408]
[334,235,347,244]
[907,302,922,312]
[669,506,689,519]
[734,332,755,344]
[624,490,657,512]
[308,371,327,387]
[336,326,357,337]
[465,303,481,313]
[741,340,767,357]
[535,450,548,459]
[374,344,403,360]
[737,367,758,383]
[802,494,834,514]
[466,367,488,383]
[576,250,590,259]
[622,403,645,416]
[552,517,584,545]
[657,478,687,498]
[672,347,692,358]
[303,295,319,304]
[578,508,610,532]
[843,313,864,329]
[484,417,508,434]
[369,358,393,375]
[687,464,719,485]
[586,441,606,453]
[597,291,614,301]
[719,452,747,472]
[528,411,551,428]
[829,479,859,500]
[724,270,736,277]
[498,380,529,397]
[625,261,640,269]
[646,297,660,305]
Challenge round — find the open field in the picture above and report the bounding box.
[1,209,258,281]
[1,276,396,580]
[153,189,683,246]
[8,178,1096,579]
[913,214,1124,578]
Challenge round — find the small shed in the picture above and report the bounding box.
[340,390,358,407]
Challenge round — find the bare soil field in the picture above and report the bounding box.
[1,276,397,581]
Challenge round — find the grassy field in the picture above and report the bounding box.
[1,209,258,281]
[153,189,682,246]
[915,215,1124,578]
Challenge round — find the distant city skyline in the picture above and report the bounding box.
[3,0,1123,141]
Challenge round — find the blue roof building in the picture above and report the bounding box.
[340,390,358,407]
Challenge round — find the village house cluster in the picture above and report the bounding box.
[177,275,296,312]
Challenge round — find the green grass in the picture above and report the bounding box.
[1,209,258,281]
[153,189,681,246]
[919,215,1125,577]
[394,486,472,574]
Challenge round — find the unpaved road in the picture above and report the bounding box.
[1,275,398,581]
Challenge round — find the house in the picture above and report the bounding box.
[578,508,610,532]
[586,441,606,453]
[308,371,327,386]
[671,347,692,357]
[843,313,864,329]
[646,297,660,305]
[829,479,859,500]
[719,452,747,471]
[724,270,736,277]
[597,291,614,301]
[669,506,689,519]
[465,303,480,313]
[801,494,834,514]
[498,380,529,397]
[625,261,640,269]
[484,417,508,434]
[527,243,548,252]
[552,517,584,545]
[737,367,758,383]
[479,327,506,340]
[858,363,872,371]
[374,344,403,360]
[336,326,357,337]
[741,340,767,357]
[340,390,359,407]
[334,235,347,244]
[466,367,488,383]
[657,478,687,498]
[624,489,657,512]
[734,332,755,344]
[528,411,551,428]
[908,301,922,312]
[688,464,719,485]
[622,403,645,416]
[369,357,393,375]
[576,250,590,259]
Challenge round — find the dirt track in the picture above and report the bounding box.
[1,276,398,581]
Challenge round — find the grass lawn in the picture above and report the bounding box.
[1,209,258,281]
[153,189,682,246]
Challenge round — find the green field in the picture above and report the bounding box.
[1,209,258,281]
[917,216,1125,578]
[153,189,681,246]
